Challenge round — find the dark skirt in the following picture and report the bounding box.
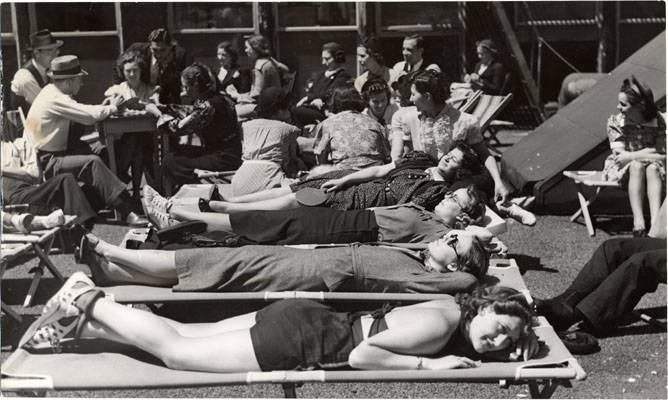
[229,208,379,245]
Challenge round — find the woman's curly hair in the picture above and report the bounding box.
[361,78,392,105]
[412,70,450,105]
[329,85,365,113]
[181,62,217,94]
[621,75,658,121]
[456,285,536,335]
[115,50,147,82]
[246,35,272,59]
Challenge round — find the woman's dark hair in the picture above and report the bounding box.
[450,142,484,181]
[322,42,345,64]
[413,70,449,105]
[329,85,365,113]
[457,184,487,226]
[246,35,272,59]
[456,235,489,281]
[115,50,147,83]
[456,285,536,339]
[217,41,239,69]
[358,35,385,66]
[621,75,658,121]
[392,73,414,106]
[181,62,217,94]
[361,78,391,105]
[476,39,499,56]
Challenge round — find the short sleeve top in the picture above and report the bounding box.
[373,203,451,243]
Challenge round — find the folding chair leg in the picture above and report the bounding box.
[281,383,298,398]
[528,378,561,398]
[31,239,64,282]
[573,183,597,236]
[24,267,43,307]
[1,300,23,323]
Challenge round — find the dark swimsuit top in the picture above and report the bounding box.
[350,303,394,346]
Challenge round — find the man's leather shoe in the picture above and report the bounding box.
[125,212,149,227]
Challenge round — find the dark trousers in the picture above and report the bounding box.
[162,146,241,194]
[3,173,97,225]
[569,238,667,330]
[38,147,131,215]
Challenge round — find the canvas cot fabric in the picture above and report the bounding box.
[172,244,478,294]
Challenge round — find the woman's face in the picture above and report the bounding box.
[368,92,389,119]
[437,147,465,179]
[617,92,645,122]
[123,61,142,89]
[321,50,335,69]
[245,41,256,58]
[410,84,431,113]
[356,46,370,70]
[477,45,493,64]
[433,188,473,225]
[180,76,198,98]
[468,307,524,354]
[217,48,232,68]
[426,230,473,271]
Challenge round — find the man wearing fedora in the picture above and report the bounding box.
[25,55,147,227]
[10,29,63,114]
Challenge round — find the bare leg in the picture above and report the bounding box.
[645,164,663,222]
[627,161,647,230]
[225,186,292,203]
[84,298,261,372]
[94,238,179,281]
[170,207,233,231]
[209,193,300,214]
[81,310,258,342]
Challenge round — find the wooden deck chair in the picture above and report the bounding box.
[0,260,586,398]
[467,93,514,145]
[562,170,622,237]
[447,89,482,112]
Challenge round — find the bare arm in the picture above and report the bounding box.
[320,161,397,192]
[471,141,511,203]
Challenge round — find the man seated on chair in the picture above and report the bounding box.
[24,54,147,226]
[77,228,488,295]
[10,29,63,114]
[1,121,96,228]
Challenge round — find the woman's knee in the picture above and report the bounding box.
[158,339,192,370]
[629,161,646,175]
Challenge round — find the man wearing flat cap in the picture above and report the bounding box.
[10,29,63,114]
[24,55,147,226]
[115,28,190,105]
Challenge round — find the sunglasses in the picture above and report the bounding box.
[445,233,462,271]
[442,192,471,215]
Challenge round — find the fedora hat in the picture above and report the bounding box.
[47,55,88,79]
[29,29,63,51]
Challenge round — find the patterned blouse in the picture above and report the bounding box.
[399,105,483,161]
[312,110,391,170]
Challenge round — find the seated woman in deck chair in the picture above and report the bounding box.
[21,275,540,371]
[74,229,488,293]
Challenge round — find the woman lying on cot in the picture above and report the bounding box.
[143,184,490,246]
[197,145,492,215]
[74,229,488,292]
[22,274,540,372]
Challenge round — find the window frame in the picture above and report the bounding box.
[1,3,21,68]
[166,2,259,35]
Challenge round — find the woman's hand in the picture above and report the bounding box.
[509,329,540,362]
[423,355,480,370]
[321,178,348,192]
[494,180,512,203]
[310,98,325,109]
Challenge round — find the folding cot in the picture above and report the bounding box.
[562,170,622,236]
[1,216,76,321]
[1,259,586,398]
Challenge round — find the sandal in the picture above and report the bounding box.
[23,315,81,351]
[19,272,95,348]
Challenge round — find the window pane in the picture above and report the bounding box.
[379,2,459,27]
[618,1,665,19]
[1,3,12,33]
[174,3,253,29]
[278,2,356,26]
[35,3,115,31]
[517,2,596,24]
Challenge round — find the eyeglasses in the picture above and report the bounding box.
[445,233,462,271]
[442,192,470,214]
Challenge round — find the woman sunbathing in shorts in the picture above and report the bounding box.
[21,275,540,372]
